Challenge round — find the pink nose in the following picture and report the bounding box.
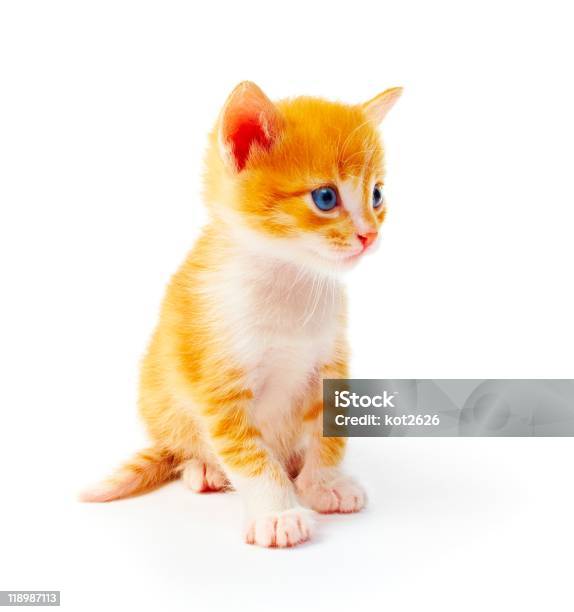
[357,232,378,249]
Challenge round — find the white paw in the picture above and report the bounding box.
[181,459,229,493]
[297,475,366,514]
[245,508,314,548]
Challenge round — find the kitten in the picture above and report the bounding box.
[82,82,401,548]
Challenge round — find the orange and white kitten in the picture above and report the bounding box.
[82,82,401,548]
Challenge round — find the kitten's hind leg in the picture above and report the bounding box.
[180,458,230,493]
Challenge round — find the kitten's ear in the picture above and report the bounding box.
[362,87,403,125]
[218,81,283,172]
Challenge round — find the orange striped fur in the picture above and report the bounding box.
[82,82,401,547]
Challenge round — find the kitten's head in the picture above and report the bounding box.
[204,82,401,274]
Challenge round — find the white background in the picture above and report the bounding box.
[1,1,573,610]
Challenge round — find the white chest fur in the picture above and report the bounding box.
[210,250,343,447]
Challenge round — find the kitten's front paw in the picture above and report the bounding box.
[245,508,314,548]
[297,475,366,514]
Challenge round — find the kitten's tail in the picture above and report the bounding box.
[79,446,179,502]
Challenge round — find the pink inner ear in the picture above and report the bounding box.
[226,114,272,171]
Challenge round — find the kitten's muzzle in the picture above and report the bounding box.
[357,232,378,250]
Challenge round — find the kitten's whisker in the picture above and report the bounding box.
[338,117,375,163]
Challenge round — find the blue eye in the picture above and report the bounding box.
[373,184,384,208]
[311,186,338,211]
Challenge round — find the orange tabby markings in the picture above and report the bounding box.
[80,447,179,502]
[83,82,401,548]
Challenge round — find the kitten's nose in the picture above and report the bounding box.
[357,232,378,249]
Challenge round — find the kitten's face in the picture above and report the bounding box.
[204,82,401,274]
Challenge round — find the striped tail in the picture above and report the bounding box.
[80,446,179,502]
